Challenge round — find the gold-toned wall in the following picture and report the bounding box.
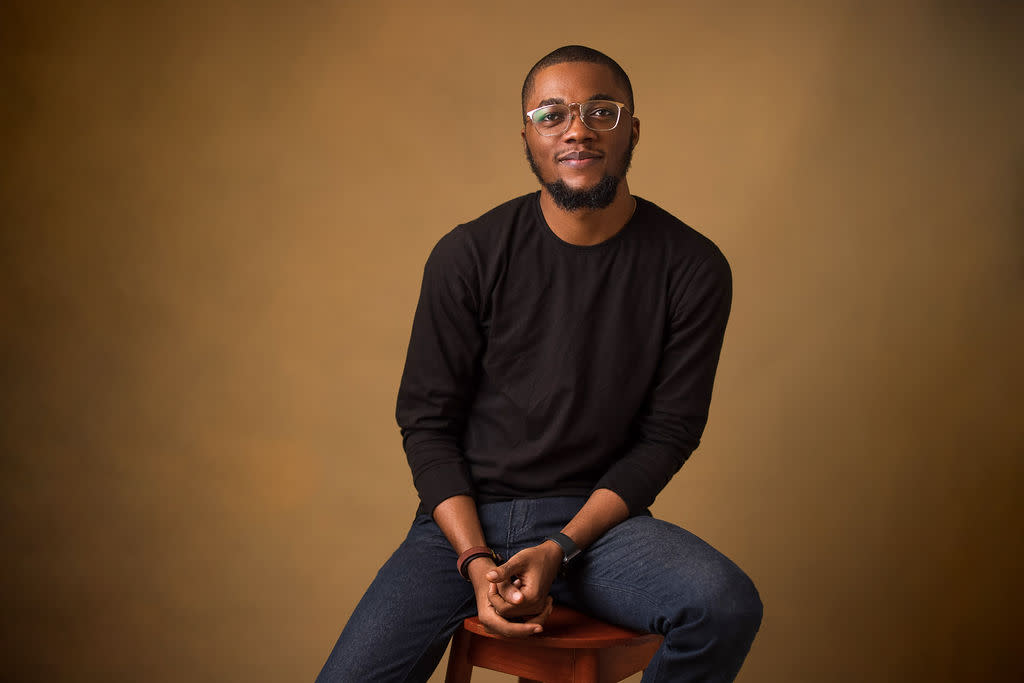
[2,1,1021,681]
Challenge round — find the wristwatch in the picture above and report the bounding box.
[544,532,581,569]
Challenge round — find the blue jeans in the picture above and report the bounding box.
[316,497,762,682]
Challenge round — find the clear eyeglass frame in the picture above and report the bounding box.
[525,100,632,137]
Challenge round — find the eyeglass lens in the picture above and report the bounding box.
[530,101,622,135]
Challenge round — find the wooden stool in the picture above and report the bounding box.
[444,605,663,683]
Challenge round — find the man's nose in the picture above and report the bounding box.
[562,106,595,141]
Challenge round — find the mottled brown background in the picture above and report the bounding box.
[2,1,1021,682]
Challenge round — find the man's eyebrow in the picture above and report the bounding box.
[534,93,620,108]
[536,97,566,107]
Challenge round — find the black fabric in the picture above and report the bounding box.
[396,192,732,516]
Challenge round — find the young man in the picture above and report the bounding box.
[317,45,762,682]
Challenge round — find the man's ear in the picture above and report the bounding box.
[630,116,640,149]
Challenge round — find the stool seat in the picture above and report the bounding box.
[445,605,663,683]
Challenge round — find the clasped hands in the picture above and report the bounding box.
[466,540,564,638]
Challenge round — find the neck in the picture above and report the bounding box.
[538,182,636,246]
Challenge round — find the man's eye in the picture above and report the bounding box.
[589,107,614,118]
[539,111,565,124]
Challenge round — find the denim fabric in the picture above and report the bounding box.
[316,497,762,682]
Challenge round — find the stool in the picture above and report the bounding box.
[444,605,663,683]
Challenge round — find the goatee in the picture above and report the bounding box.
[525,143,633,212]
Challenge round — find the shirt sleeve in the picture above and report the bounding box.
[594,248,733,514]
[395,227,484,513]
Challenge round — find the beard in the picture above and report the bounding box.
[525,141,633,212]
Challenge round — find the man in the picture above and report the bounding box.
[317,45,762,682]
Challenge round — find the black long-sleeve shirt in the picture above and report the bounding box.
[396,192,732,516]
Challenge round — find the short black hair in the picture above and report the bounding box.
[521,45,634,120]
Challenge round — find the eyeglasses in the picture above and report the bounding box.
[525,100,631,136]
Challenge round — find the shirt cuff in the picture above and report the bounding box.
[412,459,476,514]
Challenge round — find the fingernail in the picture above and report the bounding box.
[512,591,522,601]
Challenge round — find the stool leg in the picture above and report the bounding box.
[444,629,473,683]
[572,649,599,682]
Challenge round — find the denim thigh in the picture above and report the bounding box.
[554,514,763,682]
[315,513,476,683]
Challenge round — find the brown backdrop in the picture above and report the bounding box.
[2,1,1021,681]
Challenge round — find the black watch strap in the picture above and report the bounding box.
[545,532,581,566]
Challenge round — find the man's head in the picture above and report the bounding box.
[521,45,634,118]
[521,46,639,212]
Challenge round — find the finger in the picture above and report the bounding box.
[488,588,536,618]
[487,584,516,614]
[515,580,542,602]
[501,583,524,604]
[523,596,554,628]
[487,547,536,582]
[488,584,531,615]
[480,610,544,638]
[486,560,518,583]
[490,597,546,620]
[488,584,551,620]
[488,575,523,604]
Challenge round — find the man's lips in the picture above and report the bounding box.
[557,150,603,169]
[557,150,603,161]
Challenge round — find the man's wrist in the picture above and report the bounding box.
[541,538,566,562]
[465,557,498,586]
[458,546,502,580]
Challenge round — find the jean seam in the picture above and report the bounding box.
[504,503,515,555]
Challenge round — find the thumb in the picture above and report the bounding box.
[486,559,517,583]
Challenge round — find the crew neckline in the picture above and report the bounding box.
[532,191,642,251]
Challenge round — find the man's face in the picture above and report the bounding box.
[522,61,639,211]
